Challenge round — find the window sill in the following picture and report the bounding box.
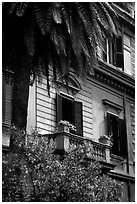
[98,58,134,79]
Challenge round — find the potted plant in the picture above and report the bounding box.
[57,120,70,133]
[99,135,112,146]
[69,124,77,134]
[57,120,77,134]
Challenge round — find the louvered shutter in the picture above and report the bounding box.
[56,94,62,124]
[119,119,128,157]
[115,36,124,69]
[74,101,83,136]
[2,74,13,125]
[107,113,120,155]
[107,113,111,137]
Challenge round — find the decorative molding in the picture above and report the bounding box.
[92,60,135,98]
[57,74,82,92]
[113,4,135,29]
[102,99,123,112]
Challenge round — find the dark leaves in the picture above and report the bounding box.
[3,127,123,202]
[2,2,127,88]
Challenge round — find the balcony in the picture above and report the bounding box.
[2,120,115,172]
[48,130,115,172]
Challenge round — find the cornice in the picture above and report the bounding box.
[92,60,135,98]
[113,4,135,29]
[102,99,123,111]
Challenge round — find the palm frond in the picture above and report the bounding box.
[98,3,118,36]
[5,2,17,15]
[3,2,130,84]
[16,2,28,17]
[33,3,46,35]
[61,3,71,34]
[53,3,62,24]
[24,17,36,56]
[76,3,93,38]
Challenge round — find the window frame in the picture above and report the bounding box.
[56,93,83,136]
[106,111,128,158]
[123,33,132,75]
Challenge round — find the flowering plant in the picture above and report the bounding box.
[58,120,70,126]
[99,135,111,140]
[3,126,123,202]
[58,120,77,133]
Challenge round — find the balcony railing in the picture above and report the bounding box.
[48,131,113,167]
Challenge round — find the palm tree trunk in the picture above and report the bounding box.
[12,57,31,130]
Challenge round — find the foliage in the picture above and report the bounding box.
[3,2,128,82]
[3,126,123,202]
[2,2,129,128]
[57,120,77,132]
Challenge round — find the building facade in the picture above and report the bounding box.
[2,3,135,202]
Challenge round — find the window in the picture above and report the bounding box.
[123,34,132,75]
[107,112,128,157]
[56,94,83,136]
[98,35,124,69]
[2,71,13,125]
[98,33,133,76]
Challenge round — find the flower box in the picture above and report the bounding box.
[57,120,76,133]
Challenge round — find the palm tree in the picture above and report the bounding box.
[2,2,128,129]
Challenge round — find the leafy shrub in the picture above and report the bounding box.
[2,126,123,202]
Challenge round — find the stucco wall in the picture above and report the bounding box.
[91,81,123,141]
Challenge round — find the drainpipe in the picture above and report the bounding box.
[123,95,131,201]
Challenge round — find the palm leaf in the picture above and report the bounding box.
[53,3,62,24]
[16,2,28,17]
[33,3,46,35]
[24,16,36,56]
[99,3,118,36]
[76,3,93,38]
[6,2,17,15]
[61,3,71,34]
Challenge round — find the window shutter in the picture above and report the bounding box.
[56,94,62,124]
[107,112,111,137]
[119,119,128,157]
[2,74,13,125]
[74,101,83,136]
[115,36,124,69]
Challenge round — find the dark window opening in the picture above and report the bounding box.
[56,94,83,136]
[115,36,124,69]
[107,113,128,157]
[62,97,74,125]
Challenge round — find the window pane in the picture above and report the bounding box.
[62,97,74,125]
[124,49,132,75]
[116,36,123,52]
[124,34,131,48]
[119,119,128,158]
[74,101,83,136]
[107,113,120,156]
[116,53,124,68]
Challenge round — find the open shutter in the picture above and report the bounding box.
[107,113,111,137]
[74,101,83,136]
[119,119,128,158]
[56,94,62,124]
[115,36,124,69]
[2,74,13,125]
